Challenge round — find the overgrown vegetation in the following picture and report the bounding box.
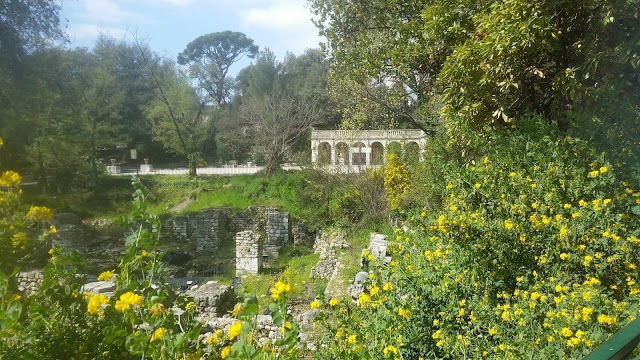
[312,116,640,359]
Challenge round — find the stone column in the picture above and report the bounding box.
[311,141,318,164]
[330,144,336,165]
[235,230,262,276]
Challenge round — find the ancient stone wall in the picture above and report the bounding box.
[163,208,230,252]
[16,269,44,297]
[264,211,289,258]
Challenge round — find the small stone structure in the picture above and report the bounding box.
[311,129,427,166]
[311,231,349,280]
[367,233,391,263]
[235,230,263,276]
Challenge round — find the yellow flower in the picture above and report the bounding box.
[231,303,243,316]
[228,321,242,340]
[97,270,115,281]
[49,225,57,234]
[433,319,440,326]
[583,255,593,267]
[560,253,569,260]
[579,200,587,207]
[358,293,371,307]
[560,327,573,337]
[563,203,572,209]
[599,166,608,174]
[150,327,167,342]
[347,334,357,344]
[26,206,52,221]
[474,183,481,189]
[503,219,514,230]
[11,232,28,249]
[310,300,321,309]
[220,346,231,359]
[207,329,223,345]
[597,314,616,326]
[87,293,109,315]
[0,171,21,187]
[185,302,196,311]
[270,280,292,301]
[369,284,380,296]
[149,303,165,316]
[383,345,397,355]
[398,307,409,318]
[489,327,498,336]
[559,227,569,238]
[383,282,393,291]
[329,298,339,306]
[114,291,143,311]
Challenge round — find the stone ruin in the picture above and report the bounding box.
[48,205,310,278]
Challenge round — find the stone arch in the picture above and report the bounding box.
[404,141,420,164]
[371,142,384,165]
[352,141,366,165]
[335,142,349,165]
[318,142,332,165]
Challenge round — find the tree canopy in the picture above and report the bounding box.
[177,31,258,106]
[309,0,640,165]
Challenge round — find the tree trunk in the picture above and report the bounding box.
[264,152,282,176]
[188,153,197,178]
[35,145,49,194]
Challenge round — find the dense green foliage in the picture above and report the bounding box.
[310,0,640,168]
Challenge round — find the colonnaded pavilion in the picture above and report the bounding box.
[310,129,426,168]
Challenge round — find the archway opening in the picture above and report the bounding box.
[318,142,332,165]
[352,141,366,165]
[371,142,384,165]
[404,141,420,164]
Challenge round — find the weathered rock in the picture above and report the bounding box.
[82,280,116,295]
[186,281,236,316]
[369,233,387,257]
[310,260,336,279]
[351,272,369,303]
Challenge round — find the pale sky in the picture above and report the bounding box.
[61,0,324,72]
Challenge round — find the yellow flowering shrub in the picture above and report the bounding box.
[314,119,640,359]
[383,153,411,210]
